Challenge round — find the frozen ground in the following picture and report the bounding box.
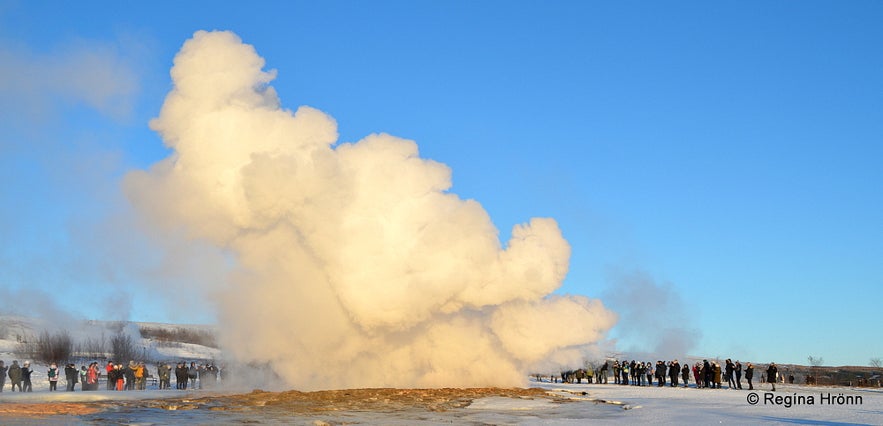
[532,380,882,425]
[0,378,879,424]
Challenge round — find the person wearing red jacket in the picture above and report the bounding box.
[105,361,115,390]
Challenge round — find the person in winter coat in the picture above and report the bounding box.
[158,363,171,389]
[8,360,21,391]
[188,362,199,389]
[669,360,680,387]
[681,363,690,388]
[656,361,666,387]
[620,360,629,385]
[702,360,712,389]
[134,362,145,390]
[713,362,722,389]
[725,359,736,389]
[734,361,743,389]
[175,363,187,389]
[692,363,701,388]
[47,363,60,391]
[106,361,115,390]
[125,361,137,390]
[22,361,33,392]
[79,366,87,391]
[106,364,117,390]
[115,364,125,391]
[0,360,7,392]
[65,363,78,391]
[87,362,99,391]
[745,362,755,390]
[645,363,653,386]
[767,363,778,392]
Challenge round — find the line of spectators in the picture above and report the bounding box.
[541,359,787,392]
[0,359,220,392]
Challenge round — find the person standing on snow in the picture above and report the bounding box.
[65,363,78,391]
[713,362,722,388]
[725,359,737,389]
[645,362,652,386]
[669,360,680,387]
[745,362,755,390]
[188,362,199,389]
[22,361,33,392]
[125,361,137,390]
[106,361,115,390]
[8,360,21,391]
[0,360,6,391]
[87,362,100,390]
[47,363,60,391]
[681,362,690,388]
[702,360,712,388]
[767,363,778,392]
[79,366,88,391]
[734,361,743,389]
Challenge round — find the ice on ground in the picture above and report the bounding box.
[467,396,558,411]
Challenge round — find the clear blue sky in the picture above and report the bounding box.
[1,1,880,366]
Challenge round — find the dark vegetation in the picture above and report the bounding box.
[9,321,218,364]
[16,330,73,364]
[138,325,218,348]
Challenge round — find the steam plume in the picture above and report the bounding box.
[602,269,701,360]
[125,30,615,390]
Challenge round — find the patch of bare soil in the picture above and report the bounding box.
[207,387,554,413]
[0,402,101,417]
[0,387,560,419]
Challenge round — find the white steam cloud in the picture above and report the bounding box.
[124,30,616,390]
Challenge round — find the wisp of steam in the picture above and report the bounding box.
[124,30,616,390]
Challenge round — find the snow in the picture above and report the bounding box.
[0,378,877,424]
[526,380,883,425]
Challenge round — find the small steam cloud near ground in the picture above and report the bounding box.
[124,30,616,390]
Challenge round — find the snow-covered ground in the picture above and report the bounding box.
[528,380,882,425]
[0,378,878,424]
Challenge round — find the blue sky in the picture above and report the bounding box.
[1,1,881,367]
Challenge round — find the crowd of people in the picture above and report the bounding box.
[0,359,221,392]
[547,359,783,392]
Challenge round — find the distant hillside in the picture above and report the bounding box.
[0,314,221,364]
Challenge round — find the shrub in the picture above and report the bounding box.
[17,330,73,364]
[139,326,218,348]
[110,332,137,363]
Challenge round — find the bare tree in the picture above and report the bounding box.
[110,332,136,363]
[806,355,824,386]
[871,358,882,368]
[76,334,108,359]
[18,330,74,364]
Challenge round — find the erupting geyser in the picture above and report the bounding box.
[125,30,616,390]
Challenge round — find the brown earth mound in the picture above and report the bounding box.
[0,402,101,417]
[0,387,556,418]
[150,387,554,413]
